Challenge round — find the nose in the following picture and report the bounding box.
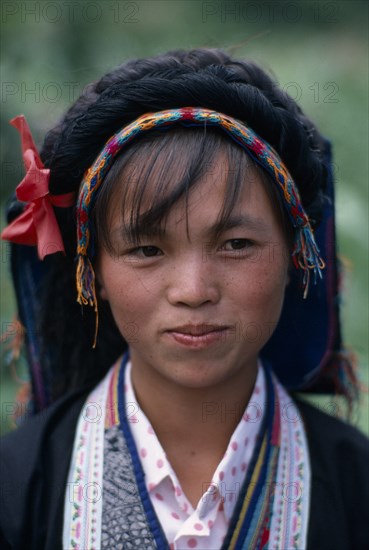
[166,253,221,308]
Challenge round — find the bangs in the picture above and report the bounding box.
[92,126,290,254]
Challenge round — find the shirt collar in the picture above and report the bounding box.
[125,360,266,522]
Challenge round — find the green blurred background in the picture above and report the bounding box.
[1,0,368,435]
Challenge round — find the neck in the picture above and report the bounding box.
[129,354,258,506]
[130,355,258,459]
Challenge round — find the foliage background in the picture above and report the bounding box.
[1,0,368,435]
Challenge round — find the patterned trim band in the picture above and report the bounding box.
[76,107,325,346]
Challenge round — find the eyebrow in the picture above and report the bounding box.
[113,214,270,243]
[112,223,166,243]
[206,214,270,238]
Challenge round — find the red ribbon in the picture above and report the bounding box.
[1,115,75,259]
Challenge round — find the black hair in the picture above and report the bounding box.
[35,48,328,401]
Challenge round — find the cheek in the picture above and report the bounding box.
[103,282,149,346]
[99,259,160,336]
[99,257,131,310]
[233,256,289,319]
[256,270,287,311]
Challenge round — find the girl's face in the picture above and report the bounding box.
[97,157,290,391]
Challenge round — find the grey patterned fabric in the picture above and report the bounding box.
[101,424,158,549]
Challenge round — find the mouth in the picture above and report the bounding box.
[164,324,231,349]
[167,324,229,336]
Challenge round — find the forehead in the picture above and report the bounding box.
[112,131,263,216]
[93,127,289,247]
[156,165,279,240]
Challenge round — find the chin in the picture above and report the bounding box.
[162,353,254,390]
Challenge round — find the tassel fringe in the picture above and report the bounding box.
[76,255,99,348]
[293,225,325,298]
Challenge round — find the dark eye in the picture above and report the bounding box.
[139,246,161,257]
[223,239,253,251]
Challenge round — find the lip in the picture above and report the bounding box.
[164,324,230,349]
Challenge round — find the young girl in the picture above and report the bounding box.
[1,48,368,550]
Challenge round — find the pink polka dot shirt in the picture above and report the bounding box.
[125,361,266,549]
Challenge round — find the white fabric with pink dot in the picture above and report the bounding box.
[125,361,265,549]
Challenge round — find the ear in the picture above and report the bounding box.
[99,284,108,301]
[285,260,292,287]
[95,264,109,301]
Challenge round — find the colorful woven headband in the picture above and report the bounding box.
[77,107,324,330]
